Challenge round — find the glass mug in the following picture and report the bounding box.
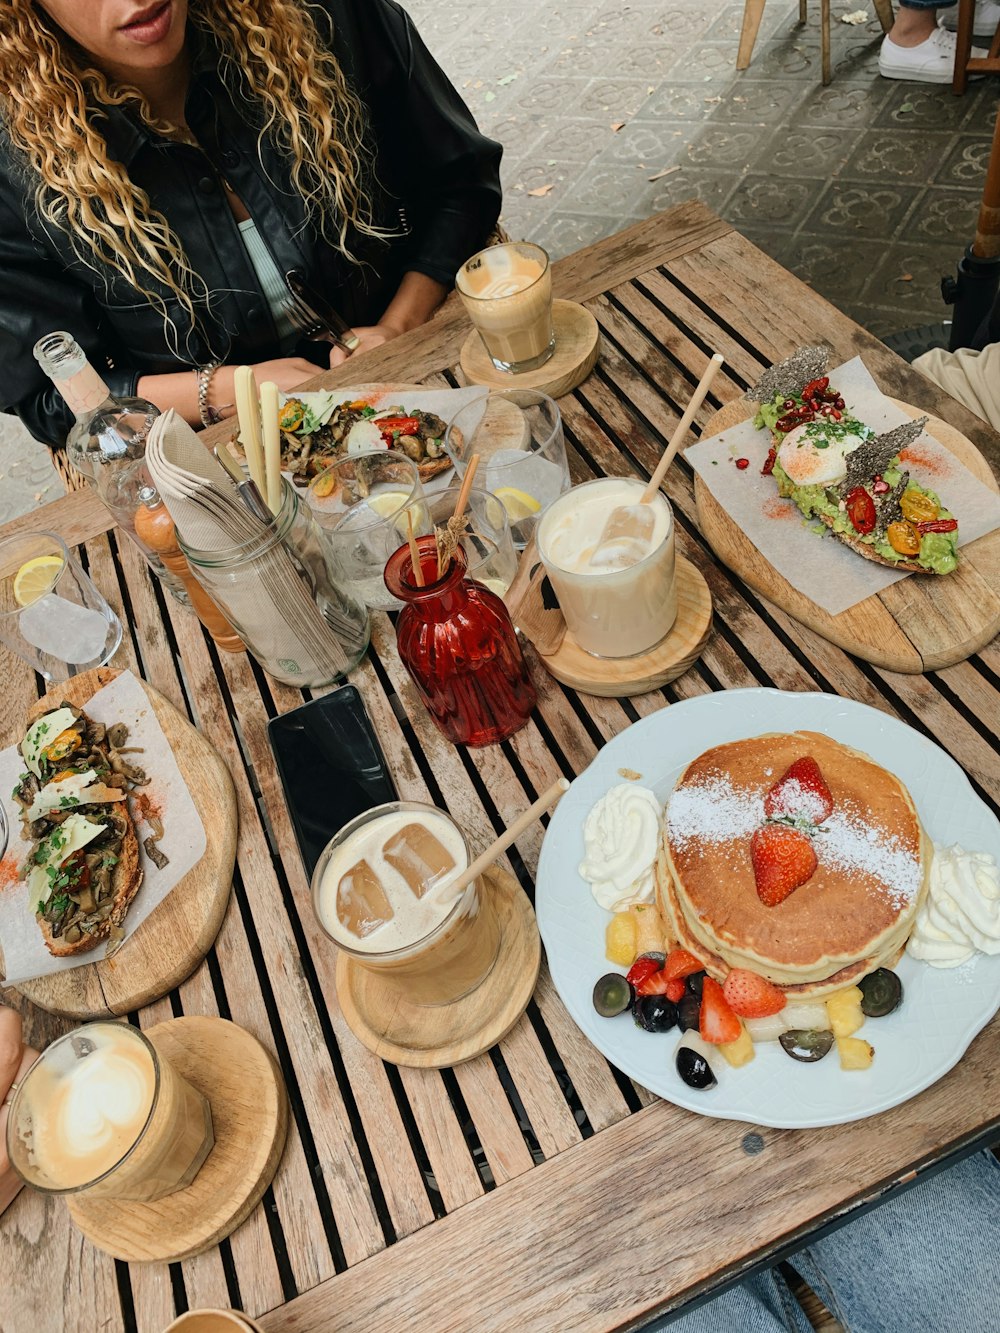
[312,800,501,1007]
[536,476,678,659]
[456,241,555,373]
[6,1021,214,1202]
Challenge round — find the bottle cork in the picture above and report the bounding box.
[134,489,245,653]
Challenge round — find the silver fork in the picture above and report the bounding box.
[281,288,357,357]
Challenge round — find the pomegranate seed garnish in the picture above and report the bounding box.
[735,457,749,469]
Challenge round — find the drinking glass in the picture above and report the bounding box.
[312,800,501,1006]
[305,451,424,610]
[390,486,518,597]
[164,1313,266,1332]
[0,531,121,682]
[6,1021,214,1202]
[445,390,570,549]
[456,241,555,373]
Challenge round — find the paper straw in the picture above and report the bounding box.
[640,353,724,503]
[259,380,282,515]
[453,453,480,523]
[234,366,266,496]
[447,777,569,898]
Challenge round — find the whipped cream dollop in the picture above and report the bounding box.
[907,843,1000,968]
[579,783,662,911]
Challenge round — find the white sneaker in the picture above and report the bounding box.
[940,0,1000,38]
[878,27,989,82]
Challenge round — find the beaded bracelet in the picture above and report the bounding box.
[197,360,228,427]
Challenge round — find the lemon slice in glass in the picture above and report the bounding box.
[13,554,63,607]
[494,487,541,523]
[366,490,411,519]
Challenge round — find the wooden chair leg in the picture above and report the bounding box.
[953,0,976,94]
[820,0,831,85]
[872,0,894,35]
[737,0,767,71]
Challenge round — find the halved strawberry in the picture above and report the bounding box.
[626,956,662,990]
[763,756,833,825]
[723,968,786,1018]
[661,948,704,982]
[666,978,686,1003]
[699,976,742,1045]
[635,969,672,997]
[751,824,818,906]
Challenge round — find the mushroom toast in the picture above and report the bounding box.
[12,702,161,957]
[243,396,456,485]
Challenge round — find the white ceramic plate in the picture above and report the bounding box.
[536,689,1000,1128]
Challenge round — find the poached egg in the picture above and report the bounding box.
[776,417,873,488]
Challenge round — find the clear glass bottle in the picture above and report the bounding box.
[32,331,188,604]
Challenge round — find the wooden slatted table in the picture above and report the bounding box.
[3,201,999,1333]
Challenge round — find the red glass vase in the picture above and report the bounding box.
[384,536,536,747]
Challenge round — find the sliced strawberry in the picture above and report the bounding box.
[636,969,672,997]
[662,948,704,982]
[751,824,818,907]
[626,957,662,990]
[666,978,686,1003]
[699,976,742,1045]
[723,968,786,1018]
[763,755,833,825]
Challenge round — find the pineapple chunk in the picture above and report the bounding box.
[605,911,638,966]
[825,986,865,1038]
[719,1023,755,1068]
[630,902,665,956]
[837,1036,874,1070]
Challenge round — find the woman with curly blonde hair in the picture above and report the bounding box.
[0,0,502,443]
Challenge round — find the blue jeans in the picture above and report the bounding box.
[899,1,957,8]
[645,1151,1000,1332]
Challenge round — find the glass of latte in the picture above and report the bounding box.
[312,801,500,1006]
[6,1021,214,1201]
[456,242,555,373]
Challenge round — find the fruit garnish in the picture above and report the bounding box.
[859,968,903,1018]
[676,1036,717,1089]
[917,518,958,534]
[836,1036,874,1070]
[825,986,865,1038]
[779,1029,834,1063]
[718,1025,754,1068]
[494,487,541,523]
[592,973,633,1017]
[845,486,876,536]
[605,912,637,966]
[763,755,833,825]
[699,976,742,1045]
[685,970,705,998]
[626,954,664,989]
[633,994,678,1033]
[635,968,674,997]
[887,520,921,557]
[723,968,787,1018]
[661,948,704,982]
[750,824,818,906]
[872,475,890,495]
[677,993,701,1032]
[666,978,686,1003]
[13,554,63,607]
[735,457,749,470]
[801,376,829,400]
[761,447,776,476]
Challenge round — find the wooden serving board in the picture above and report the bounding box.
[12,667,236,1018]
[69,1016,287,1262]
[695,400,1000,673]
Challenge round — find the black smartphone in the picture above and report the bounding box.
[267,685,397,878]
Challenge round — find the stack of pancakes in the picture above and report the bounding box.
[657,731,929,998]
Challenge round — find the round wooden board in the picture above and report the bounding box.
[13,667,237,1019]
[336,867,541,1069]
[536,555,712,697]
[459,300,600,397]
[68,1017,288,1263]
[694,398,1000,674]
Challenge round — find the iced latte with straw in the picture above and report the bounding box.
[313,801,500,1005]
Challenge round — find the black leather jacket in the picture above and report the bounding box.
[0,0,501,445]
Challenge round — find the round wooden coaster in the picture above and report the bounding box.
[459,300,600,397]
[14,667,237,1020]
[536,555,712,697]
[68,1017,288,1263]
[336,867,541,1069]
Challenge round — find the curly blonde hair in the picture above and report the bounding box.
[0,0,379,354]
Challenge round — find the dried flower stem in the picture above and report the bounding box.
[406,509,425,587]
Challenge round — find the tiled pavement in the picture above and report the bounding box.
[2,0,998,520]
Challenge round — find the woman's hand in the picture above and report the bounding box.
[328,324,402,368]
[0,1008,39,1216]
[211,358,321,409]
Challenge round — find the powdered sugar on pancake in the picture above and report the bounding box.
[822,804,922,908]
[666,779,764,846]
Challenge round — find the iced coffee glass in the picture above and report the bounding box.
[6,1021,214,1201]
[456,242,555,373]
[312,801,500,1006]
[536,476,677,658]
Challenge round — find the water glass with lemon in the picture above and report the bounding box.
[0,531,122,682]
[304,450,424,610]
[444,390,569,549]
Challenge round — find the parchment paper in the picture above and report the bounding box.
[0,671,207,984]
[685,357,1000,615]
